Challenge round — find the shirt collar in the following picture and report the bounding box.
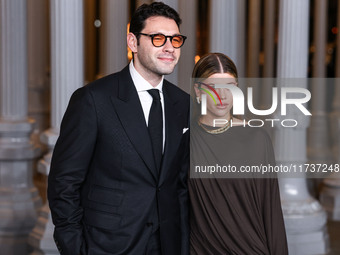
[129,60,164,93]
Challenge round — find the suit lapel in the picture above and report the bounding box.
[110,66,158,181]
[159,82,185,186]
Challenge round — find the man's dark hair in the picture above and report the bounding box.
[130,1,182,41]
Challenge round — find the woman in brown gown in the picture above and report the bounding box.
[189,53,288,255]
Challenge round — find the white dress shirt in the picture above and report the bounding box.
[129,61,165,151]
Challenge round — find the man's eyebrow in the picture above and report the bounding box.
[145,31,181,35]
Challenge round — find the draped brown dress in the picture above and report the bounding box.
[189,124,288,255]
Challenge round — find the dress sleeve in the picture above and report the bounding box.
[262,131,289,255]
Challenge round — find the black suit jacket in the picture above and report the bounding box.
[48,65,190,255]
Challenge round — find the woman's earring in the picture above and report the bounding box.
[196,97,201,104]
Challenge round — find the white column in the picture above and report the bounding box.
[29,0,84,254]
[321,79,340,220]
[209,0,239,67]
[276,0,329,254]
[0,0,42,254]
[177,0,196,93]
[159,0,179,85]
[320,0,340,221]
[160,0,177,10]
[98,0,128,78]
[307,0,332,186]
[29,204,56,255]
[209,0,246,113]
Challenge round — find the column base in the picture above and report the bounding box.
[0,119,42,254]
[282,198,329,255]
[0,120,41,159]
[287,227,329,255]
[29,128,59,254]
[29,204,58,255]
[0,234,32,254]
[38,128,58,175]
[0,188,42,255]
[320,175,340,221]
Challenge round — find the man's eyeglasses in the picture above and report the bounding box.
[137,33,187,48]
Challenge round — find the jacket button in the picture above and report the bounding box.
[146,222,153,227]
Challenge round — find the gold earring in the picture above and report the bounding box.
[196,97,201,104]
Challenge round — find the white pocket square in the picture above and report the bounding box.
[183,128,189,134]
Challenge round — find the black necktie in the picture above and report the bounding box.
[147,89,163,172]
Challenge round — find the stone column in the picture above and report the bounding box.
[307,0,332,192]
[0,0,42,254]
[209,0,239,67]
[97,0,128,78]
[320,0,340,221]
[28,0,84,254]
[276,0,329,254]
[209,0,248,97]
[159,0,179,85]
[160,0,177,10]
[321,84,340,220]
[177,0,197,93]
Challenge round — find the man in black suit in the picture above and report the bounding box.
[48,2,189,255]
